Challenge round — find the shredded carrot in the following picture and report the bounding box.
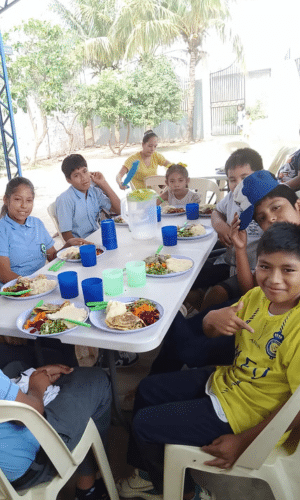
[131,303,155,317]
[24,311,46,329]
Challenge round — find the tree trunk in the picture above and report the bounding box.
[187,46,196,142]
[108,127,117,155]
[56,114,78,153]
[115,120,121,155]
[119,122,130,154]
[27,100,48,166]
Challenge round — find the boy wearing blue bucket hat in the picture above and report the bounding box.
[232,170,300,294]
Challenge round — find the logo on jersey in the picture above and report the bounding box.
[266,331,284,359]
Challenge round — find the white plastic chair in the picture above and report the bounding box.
[0,400,119,500]
[223,141,249,155]
[164,383,300,500]
[144,175,167,195]
[188,178,222,204]
[47,201,65,244]
[268,146,298,176]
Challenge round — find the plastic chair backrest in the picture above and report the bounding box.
[268,146,298,175]
[0,400,119,500]
[189,178,222,204]
[144,175,166,195]
[47,201,64,243]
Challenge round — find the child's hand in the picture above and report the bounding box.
[204,302,254,337]
[66,238,93,247]
[90,171,106,187]
[202,433,249,469]
[230,213,247,250]
[35,364,73,384]
[217,224,232,248]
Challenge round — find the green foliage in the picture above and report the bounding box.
[247,100,267,121]
[74,70,132,127]
[223,106,237,126]
[127,55,183,128]
[74,55,182,131]
[4,19,79,115]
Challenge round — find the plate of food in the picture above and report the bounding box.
[57,245,105,262]
[161,205,186,216]
[1,274,58,300]
[198,204,216,217]
[112,216,128,226]
[17,300,89,336]
[144,254,194,277]
[177,224,214,240]
[89,297,163,333]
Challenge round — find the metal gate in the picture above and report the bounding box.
[210,62,245,136]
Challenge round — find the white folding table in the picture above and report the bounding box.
[0,216,217,421]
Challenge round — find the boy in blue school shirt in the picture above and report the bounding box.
[56,154,121,242]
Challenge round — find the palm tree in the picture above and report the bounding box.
[52,0,123,72]
[113,0,242,141]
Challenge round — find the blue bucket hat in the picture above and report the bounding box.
[233,170,279,230]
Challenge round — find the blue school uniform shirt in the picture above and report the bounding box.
[0,369,40,481]
[0,215,54,280]
[55,185,111,239]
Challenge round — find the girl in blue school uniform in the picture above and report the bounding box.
[0,176,89,366]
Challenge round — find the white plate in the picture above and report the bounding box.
[145,255,194,278]
[16,299,89,337]
[0,274,58,300]
[161,210,185,217]
[177,225,214,240]
[112,217,129,226]
[57,245,106,262]
[89,296,164,334]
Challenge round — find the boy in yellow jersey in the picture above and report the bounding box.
[118,222,300,500]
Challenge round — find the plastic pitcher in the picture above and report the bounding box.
[121,189,158,240]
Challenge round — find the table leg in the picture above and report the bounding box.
[106,349,130,430]
[34,338,45,367]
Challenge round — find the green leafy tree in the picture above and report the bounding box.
[127,54,182,129]
[74,56,182,155]
[113,0,242,141]
[4,19,79,165]
[74,70,133,155]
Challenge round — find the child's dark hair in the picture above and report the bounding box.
[1,177,35,218]
[166,164,189,181]
[254,185,299,221]
[61,154,88,179]
[257,222,300,259]
[142,130,158,144]
[225,148,263,176]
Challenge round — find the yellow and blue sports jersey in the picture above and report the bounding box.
[0,214,54,281]
[124,152,168,190]
[212,286,300,434]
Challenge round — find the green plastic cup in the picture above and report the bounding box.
[126,260,147,288]
[102,268,124,296]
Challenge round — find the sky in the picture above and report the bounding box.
[1,0,300,73]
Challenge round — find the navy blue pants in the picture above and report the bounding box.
[150,301,236,375]
[128,368,233,494]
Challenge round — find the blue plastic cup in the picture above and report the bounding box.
[101,219,118,250]
[58,271,79,299]
[82,277,103,304]
[161,225,177,246]
[79,244,97,267]
[186,203,199,220]
[156,205,161,222]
